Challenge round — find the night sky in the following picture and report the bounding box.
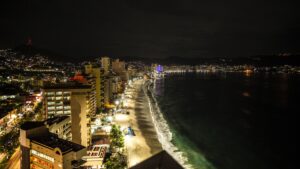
[0,0,299,59]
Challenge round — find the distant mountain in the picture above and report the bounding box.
[111,55,147,62]
[11,44,300,66]
[146,55,300,66]
[13,44,67,62]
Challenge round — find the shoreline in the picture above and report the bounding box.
[114,79,162,167]
[145,80,193,169]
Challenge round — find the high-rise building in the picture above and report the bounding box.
[100,69,105,108]
[20,121,86,169]
[43,83,96,146]
[84,64,102,109]
[43,89,71,118]
[101,57,110,74]
[100,74,124,106]
[84,64,93,75]
[112,59,128,81]
[70,87,93,147]
[112,59,125,74]
[103,75,113,106]
[44,116,71,141]
[111,75,122,96]
[128,65,138,80]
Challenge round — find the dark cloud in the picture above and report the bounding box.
[0,0,299,59]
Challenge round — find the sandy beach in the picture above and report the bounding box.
[114,79,162,167]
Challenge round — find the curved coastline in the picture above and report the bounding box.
[143,79,194,169]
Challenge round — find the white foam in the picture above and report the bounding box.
[143,80,194,169]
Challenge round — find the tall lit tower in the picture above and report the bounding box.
[84,64,102,109]
[43,83,95,147]
[101,57,110,74]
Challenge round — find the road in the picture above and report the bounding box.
[0,153,6,162]
[5,147,20,169]
[1,98,42,136]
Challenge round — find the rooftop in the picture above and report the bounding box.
[31,132,85,154]
[130,150,184,169]
[43,82,91,90]
[20,121,45,130]
[44,115,70,126]
[21,121,85,154]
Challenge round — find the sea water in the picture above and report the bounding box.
[146,72,299,169]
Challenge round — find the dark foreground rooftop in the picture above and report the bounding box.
[30,133,85,154]
[20,121,45,130]
[21,121,85,154]
[130,150,184,169]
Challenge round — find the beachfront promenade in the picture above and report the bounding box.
[114,79,162,167]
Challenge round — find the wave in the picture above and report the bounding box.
[143,80,194,169]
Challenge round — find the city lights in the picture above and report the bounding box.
[0,2,298,167]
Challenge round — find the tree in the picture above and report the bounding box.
[104,153,127,169]
[110,125,124,149]
[0,129,19,154]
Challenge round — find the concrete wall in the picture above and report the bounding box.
[71,91,90,147]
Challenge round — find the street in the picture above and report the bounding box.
[2,147,20,169]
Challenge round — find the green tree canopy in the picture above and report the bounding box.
[105,153,127,169]
[110,125,124,149]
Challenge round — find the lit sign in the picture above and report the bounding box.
[156,65,163,73]
[31,150,54,163]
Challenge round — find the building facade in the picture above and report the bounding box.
[20,122,86,169]
[43,83,96,146]
[42,89,71,118]
[45,116,71,141]
[112,59,128,81]
[84,64,102,109]
[101,57,110,75]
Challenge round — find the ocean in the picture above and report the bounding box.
[148,72,299,169]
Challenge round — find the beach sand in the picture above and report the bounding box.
[114,79,162,167]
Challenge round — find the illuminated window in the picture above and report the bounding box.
[56,111,63,114]
[64,96,70,100]
[48,111,55,114]
[64,110,71,114]
[48,102,55,105]
[64,106,71,110]
[56,101,63,105]
[56,106,63,110]
[47,97,55,101]
[56,97,62,100]
[63,92,71,95]
[47,92,55,96]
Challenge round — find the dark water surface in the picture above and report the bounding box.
[153,73,299,169]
